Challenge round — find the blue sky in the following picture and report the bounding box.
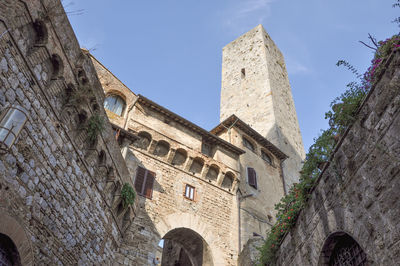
[66,0,398,151]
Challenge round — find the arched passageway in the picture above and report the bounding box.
[0,233,21,266]
[161,228,213,266]
[319,232,367,266]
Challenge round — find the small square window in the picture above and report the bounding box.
[184,184,195,200]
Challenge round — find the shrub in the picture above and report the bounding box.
[121,183,136,209]
[86,113,105,143]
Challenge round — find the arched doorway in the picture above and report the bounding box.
[319,232,367,266]
[160,228,214,266]
[0,233,21,266]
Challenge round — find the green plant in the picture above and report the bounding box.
[121,183,136,208]
[258,9,400,265]
[86,113,105,143]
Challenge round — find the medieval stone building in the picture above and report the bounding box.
[90,23,304,265]
[0,0,399,265]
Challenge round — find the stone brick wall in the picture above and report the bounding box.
[220,24,305,191]
[0,0,135,264]
[273,51,400,265]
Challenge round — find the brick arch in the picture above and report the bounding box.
[0,210,34,265]
[155,212,225,265]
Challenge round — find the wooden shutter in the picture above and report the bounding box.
[144,171,155,199]
[248,167,257,189]
[134,166,146,195]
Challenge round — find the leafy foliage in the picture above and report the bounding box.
[121,183,136,208]
[257,13,400,266]
[86,113,105,143]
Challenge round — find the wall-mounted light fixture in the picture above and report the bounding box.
[0,105,28,153]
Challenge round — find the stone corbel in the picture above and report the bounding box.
[166,148,176,164]
[216,171,226,186]
[232,178,239,193]
[147,140,158,154]
[184,156,194,172]
[201,164,210,179]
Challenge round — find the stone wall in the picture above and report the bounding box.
[0,0,135,264]
[220,24,305,190]
[273,51,400,265]
[92,58,245,265]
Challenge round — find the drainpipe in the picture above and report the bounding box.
[123,96,139,130]
[237,192,254,254]
[237,190,241,254]
[221,117,239,143]
[280,160,288,195]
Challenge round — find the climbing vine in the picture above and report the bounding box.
[258,7,400,266]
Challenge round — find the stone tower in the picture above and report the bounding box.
[220,24,305,189]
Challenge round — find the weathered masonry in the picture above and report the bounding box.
[0,0,136,264]
[272,51,400,265]
[91,24,295,263]
[0,0,307,265]
[220,25,305,191]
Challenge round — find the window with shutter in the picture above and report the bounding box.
[134,166,155,199]
[247,167,257,189]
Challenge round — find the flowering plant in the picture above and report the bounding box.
[258,22,399,266]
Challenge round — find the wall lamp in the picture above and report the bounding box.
[0,105,28,153]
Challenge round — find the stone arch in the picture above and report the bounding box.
[0,210,33,265]
[206,164,219,182]
[189,157,204,175]
[318,231,367,266]
[155,213,225,266]
[162,228,213,266]
[221,171,235,191]
[171,148,187,166]
[133,131,152,150]
[153,140,170,157]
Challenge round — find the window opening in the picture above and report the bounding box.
[134,166,155,199]
[247,167,257,189]
[261,150,272,165]
[104,94,126,116]
[243,137,255,152]
[241,68,246,78]
[184,184,195,200]
[201,141,215,157]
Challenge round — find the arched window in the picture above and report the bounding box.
[172,149,187,166]
[222,172,235,190]
[319,232,367,266]
[104,94,126,116]
[206,165,219,182]
[153,140,170,157]
[261,150,273,165]
[189,157,204,175]
[242,136,255,152]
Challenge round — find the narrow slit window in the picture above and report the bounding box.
[241,68,246,78]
